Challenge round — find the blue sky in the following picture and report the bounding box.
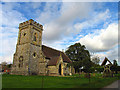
[0,1,119,65]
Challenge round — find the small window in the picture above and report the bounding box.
[33,52,37,58]
[24,33,26,36]
[19,56,23,68]
[33,33,37,41]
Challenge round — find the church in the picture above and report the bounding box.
[11,19,74,76]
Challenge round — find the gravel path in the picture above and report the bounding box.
[101,80,120,90]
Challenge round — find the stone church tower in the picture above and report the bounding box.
[11,19,46,75]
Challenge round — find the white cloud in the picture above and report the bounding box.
[40,2,93,44]
[78,23,118,52]
[0,55,13,64]
[106,47,118,61]
[94,46,119,65]
[0,3,26,64]
[36,2,61,24]
[58,2,92,25]
[1,3,27,27]
[0,37,17,64]
[0,27,18,64]
[74,9,110,31]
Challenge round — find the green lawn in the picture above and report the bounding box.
[2,73,120,88]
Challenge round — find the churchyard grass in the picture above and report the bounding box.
[2,73,120,88]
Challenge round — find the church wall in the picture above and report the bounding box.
[63,62,68,75]
[11,43,30,75]
[38,62,47,75]
[28,44,42,75]
[47,66,58,76]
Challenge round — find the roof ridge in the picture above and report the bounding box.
[61,52,72,63]
[42,45,62,52]
[42,45,72,64]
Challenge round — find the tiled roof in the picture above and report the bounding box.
[42,45,72,66]
[47,56,60,66]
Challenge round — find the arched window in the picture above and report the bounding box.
[19,56,23,68]
[33,33,37,41]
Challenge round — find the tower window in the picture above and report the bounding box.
[33,33,37,41]
[19,56,23,68]
[33,52,37,58]
[24,33,26,36]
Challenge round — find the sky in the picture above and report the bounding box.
[0,0,119,65]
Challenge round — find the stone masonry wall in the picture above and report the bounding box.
[48,66,58,76]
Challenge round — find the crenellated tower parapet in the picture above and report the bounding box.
[17,19,43,46]
[19,19,43,32]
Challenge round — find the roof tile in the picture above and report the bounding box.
[42,45,72,66]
